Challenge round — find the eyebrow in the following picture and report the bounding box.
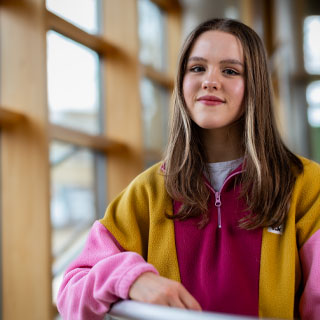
[220,59,244,67]
[187,56,244,67]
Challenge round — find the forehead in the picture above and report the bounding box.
[188,30,244,62]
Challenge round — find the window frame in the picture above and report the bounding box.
[0,0,181,318]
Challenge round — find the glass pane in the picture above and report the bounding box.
[308,106,320,127]
[306,82,320,163]
[306,80,320,105]
[310,127,320,163]
[306,81,320,127]
[46,0,99,34]
[224,6,240,19]
[50,141,98,304]
[138,0,166,71]
[140,77,169,157]
[304,16,320,74]
[47,31,101,134]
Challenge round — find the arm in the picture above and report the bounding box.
[129,272,202,310]
[295,159,320,319]
[299,230,320,319]
[56,221,159,320]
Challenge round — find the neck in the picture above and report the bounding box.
[201,121,244,163]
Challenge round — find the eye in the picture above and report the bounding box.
[223,68,240,76]
[189,65,205,73]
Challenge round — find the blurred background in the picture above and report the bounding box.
[0,0,319,319]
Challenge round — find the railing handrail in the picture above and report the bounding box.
[107,300,265,320]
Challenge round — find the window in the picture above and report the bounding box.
[304,15,320,163]
[137,0,178,168]
[46,0,99,34]
[140,77,170,168]
[306,81,320,127]
[0,1,181,318]
[306,81,320,162]
[138,0,167,71]
[50,142,105,305]
[47,31,101,135]
[303,16,320,74]
[46,0,107,314]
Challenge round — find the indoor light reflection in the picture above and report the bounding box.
[47,30,100,134]
[306,81,320,127]
[304,16,320,74]
[46,0,99,34]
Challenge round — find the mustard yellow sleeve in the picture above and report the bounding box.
[99,164,158,259]
[258,157,320,319]
[99,162,180,282]
[294,158,320,248]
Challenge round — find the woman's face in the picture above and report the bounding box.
[183,30,245,131]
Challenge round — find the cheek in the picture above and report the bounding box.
[230,80,245,104]
[234,81,245,115]
[183,76,197,103]
[235,80,245,97]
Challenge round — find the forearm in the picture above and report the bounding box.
[56,221,158,320]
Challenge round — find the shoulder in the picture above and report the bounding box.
[129,162,164,186]
[298,155,320,172]
[123,162,166,197]
[295,155,320,187]
[293,156,320,246]
[111,161,167,204]
[292,156,320,217]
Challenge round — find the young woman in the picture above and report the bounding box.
[57,19,320,320]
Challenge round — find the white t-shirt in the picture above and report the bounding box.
[207,158,243,192]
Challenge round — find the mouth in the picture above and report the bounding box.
[197,95,225,106]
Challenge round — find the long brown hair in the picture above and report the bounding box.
[164,18,303,229]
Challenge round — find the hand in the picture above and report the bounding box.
[128,272,202,311]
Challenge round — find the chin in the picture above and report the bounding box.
[193,118,243,131]
[196,122,223,130]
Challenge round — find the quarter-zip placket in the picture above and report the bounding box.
[206,169,244,229]
[214,191,222,228]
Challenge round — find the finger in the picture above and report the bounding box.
[178,287,202,311]
[167,295,187,309]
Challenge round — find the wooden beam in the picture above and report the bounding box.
[103,0,144,200]
[151,0,181,12]
[140,64,173,90]
[0,0,52,319]
[0,106,26,127]
[49,124,127,153]
[144,148,163,163]
[241,0,254,28]
[295,0,307,75]
[263,0,275,57]
[166,6,182,80]
[292,73,320,84]
[45,10,117,56]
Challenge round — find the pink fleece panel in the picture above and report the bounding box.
[57,221,159,320]
[299,229,320,320]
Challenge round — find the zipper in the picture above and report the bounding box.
[206,169,245,229]
[214,192,222,228]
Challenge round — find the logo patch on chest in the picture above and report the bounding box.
[267,225,284,235]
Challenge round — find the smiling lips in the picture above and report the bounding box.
[197,95,225,106]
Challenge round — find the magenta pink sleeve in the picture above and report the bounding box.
[299,229,320,319]
[56,221,159,320]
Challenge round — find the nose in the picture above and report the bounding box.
[202,79,220,90]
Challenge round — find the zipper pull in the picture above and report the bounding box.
[214,192,222,228]
[215,192,221,207]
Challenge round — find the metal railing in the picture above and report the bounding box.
[106,300,265,320]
